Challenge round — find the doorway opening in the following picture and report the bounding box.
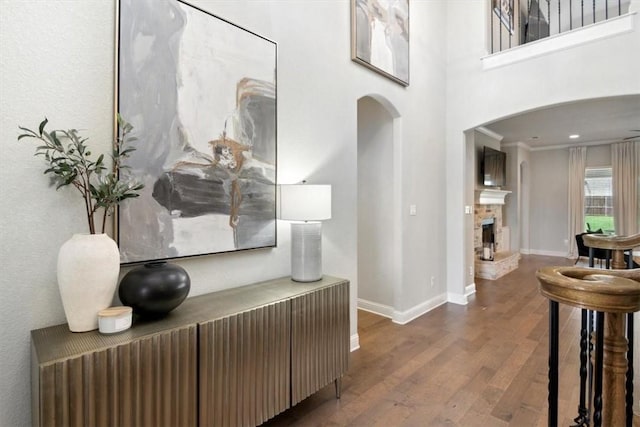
[356,95,402,319]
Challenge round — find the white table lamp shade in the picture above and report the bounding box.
[279,184,331,221]
[278,184,331,282]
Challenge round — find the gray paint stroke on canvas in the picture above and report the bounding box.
[118,0,276,263]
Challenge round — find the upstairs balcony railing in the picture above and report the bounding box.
[490,0,631,53]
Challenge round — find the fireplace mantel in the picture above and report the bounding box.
[476,188,512,205]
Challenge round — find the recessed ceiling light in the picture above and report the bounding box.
[569,134,580,139]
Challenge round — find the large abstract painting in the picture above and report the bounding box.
[351,0,409,86]
[117,0,277,264]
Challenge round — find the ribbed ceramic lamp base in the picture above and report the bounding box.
[291,222,322,282]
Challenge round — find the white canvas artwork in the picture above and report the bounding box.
[352,0,409,86]
[118,0,277,264]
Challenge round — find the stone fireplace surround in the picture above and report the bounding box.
[474,203,519,280]
[474,204,503,254]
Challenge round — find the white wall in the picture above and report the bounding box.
[447,1,640,300]
[587,143,613,167]
[526,143,613,256]
[465,131,477,287]
[0,1,448,425]
[503,145,518,228]
[503,143,531,252]
[529,149,570,254]
[394,2,448,316]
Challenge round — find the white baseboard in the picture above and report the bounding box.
[357,299,394,318]
[392,293,448,325]
[350,333,360,352]
[359,291,469,326]
[447,292,469,305]
[526,249,568,257]
[465,283,476,297]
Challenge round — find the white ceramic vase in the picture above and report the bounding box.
[57,233,120,332]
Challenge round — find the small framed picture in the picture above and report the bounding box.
[351,0,409,86]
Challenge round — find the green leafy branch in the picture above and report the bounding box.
[18,115,144,234]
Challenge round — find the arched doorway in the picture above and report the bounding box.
[357,95,402,318]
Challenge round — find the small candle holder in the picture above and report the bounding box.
[98,306,132,334]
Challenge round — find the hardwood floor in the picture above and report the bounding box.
[263,255,635,426]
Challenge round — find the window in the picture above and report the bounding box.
[584,167,613,232]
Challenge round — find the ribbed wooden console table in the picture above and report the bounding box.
[31,276,350,427]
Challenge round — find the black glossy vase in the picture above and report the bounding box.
[118,262,190,318]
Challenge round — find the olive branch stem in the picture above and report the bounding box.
[18,115,144,234]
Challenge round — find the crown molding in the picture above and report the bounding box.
[476,126,504,141]
[530,139,619,151]
[500,138,637,152]
[502,141,532,150]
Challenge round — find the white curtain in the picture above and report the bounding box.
[612,140,640,236]
[568,146,587,258]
